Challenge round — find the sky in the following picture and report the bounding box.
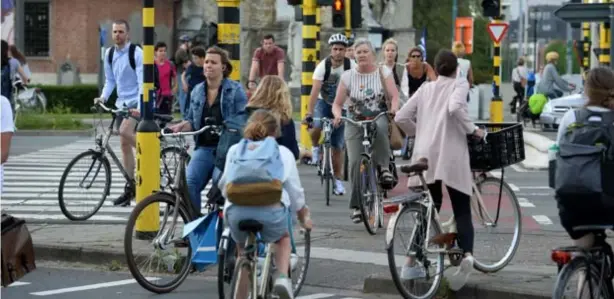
[507,0,566,20]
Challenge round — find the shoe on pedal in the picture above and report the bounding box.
[333,179,345,195]
[113,184,134,207]
[350,209,362,223]
[310,147,320,165]
[400,264,426,280]
[447,255,474,291]
[273,276,294,299]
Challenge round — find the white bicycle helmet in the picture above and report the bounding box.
[328,34,349,46]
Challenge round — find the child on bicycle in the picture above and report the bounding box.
[218,109,313,299]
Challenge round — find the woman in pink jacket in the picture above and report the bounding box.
[394,49,485,291]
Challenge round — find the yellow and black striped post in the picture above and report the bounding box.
[135,0,160,240]
[344,0,351,38]
[316,7,321,63]
[217,0,241,81]
[489,18,503,123]
[600,0,611,67]
[582,0,591,70]
[300,0,317,149]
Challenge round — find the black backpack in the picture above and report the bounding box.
[107,43,140,71]
[323,57,351,82]
[555,108,614,207]
[1,65,11,100]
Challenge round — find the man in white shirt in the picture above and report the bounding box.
[1,95,15,195]
[510,57,528,114]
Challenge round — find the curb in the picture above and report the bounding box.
[523,131,555,153]
[363,274,549,299]
[16,130,91,137]
[34,243,126,266]
[520,145,549,171]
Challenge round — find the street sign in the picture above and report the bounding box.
[454,17,474,54]
[487,22,509,44]
[554,3,611,23]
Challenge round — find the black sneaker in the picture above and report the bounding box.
[113,183,134,207]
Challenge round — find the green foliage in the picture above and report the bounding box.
[16,112,92,130]
[544,40,581,74]
[31,84,117,113]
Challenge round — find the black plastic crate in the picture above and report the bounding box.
[468,122,526,171]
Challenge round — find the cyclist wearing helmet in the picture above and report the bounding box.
[305,33,357,196]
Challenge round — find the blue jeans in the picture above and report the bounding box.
[313,99,345,149]
[186,146,221,213]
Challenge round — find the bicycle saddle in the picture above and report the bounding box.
[400,158,429,174]
[238,219,264,234]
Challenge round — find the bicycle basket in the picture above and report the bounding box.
[468,122,525,171]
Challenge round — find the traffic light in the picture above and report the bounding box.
[350,0,361,28]
[287,0,301,5]
[317,0,334,5]
[332,0,345,28]
[481,0,500,18]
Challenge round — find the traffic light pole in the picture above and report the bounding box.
[316,6,321,63]
[218,0,241,81]
[490,18,504,123]
[135,0,160,240]
[344,0,352,38]
[600,0,611,67]
[582,0,591,70]
[300,0,317,151]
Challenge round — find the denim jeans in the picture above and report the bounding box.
[186,146,221,213]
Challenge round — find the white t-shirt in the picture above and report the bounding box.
[340,66,392,118]
[312,58,358,104]
[0,96,15,195]
[457,58,471,81]
[512,66,528,83]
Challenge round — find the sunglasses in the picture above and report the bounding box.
[410,55,422,58]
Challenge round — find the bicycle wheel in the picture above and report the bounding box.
[386,203,445,299]
[471,177,522,273]
[553,256,612,299]
[160,146,190,190]
[290,228,311,297]
[323,146,332,206]
[229,258,255,299]
[358,157,380,235]
[124,192,193,294]
[58,150,111,221]
[217,228,236,299]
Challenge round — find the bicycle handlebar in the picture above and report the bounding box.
[341,111,388,126]
[160,124,221,138]
[93,102,129,114]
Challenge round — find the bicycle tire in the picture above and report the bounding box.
[291,229,311,297]
[229,258,255,299]
[323,145,332,206]
[58,150,111,221]
[160,146,190,191]
[358,156,379,235]
[552,256,612,299]
[472,177,522,273]
[124,192,193,294]
[386,203,445,299]
[217,230,236,299]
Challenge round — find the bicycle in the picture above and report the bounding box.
[123,123,221,294]
[57,102,181,221]
[341,111,390,235]
[385,123,525,299]
[11,78,47,124]
[551,225,614,299]
[226,218,311,299]
[311,117,337,206]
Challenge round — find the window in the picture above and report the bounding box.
[23,1,50,57]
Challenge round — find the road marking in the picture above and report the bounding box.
[30,277,160,296]
[532,215,553,225]
[508,183,520,192]
[517,192,552,196]
[510,164,527,172]
[515,186,551,189]
[9,281,31,287]
[517,197,535,208]
[296,294,335,299]
[10,214,127,222]
[489,171,501,178]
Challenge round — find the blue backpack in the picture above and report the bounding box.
[224,137,284,206]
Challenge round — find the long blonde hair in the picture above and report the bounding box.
[247,75,293,124]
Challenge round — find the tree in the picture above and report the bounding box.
[544,40,581,74]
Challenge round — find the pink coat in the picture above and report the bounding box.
[394,76,476,196]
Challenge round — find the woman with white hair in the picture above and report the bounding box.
[535,51,575,99]
[331,38,400,223]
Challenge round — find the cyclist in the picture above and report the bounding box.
[218,109,312,299]
[394,49,485,290]
[535,51,575,100]
[305,33,356,196]
[509,57,528,114]
[168,46,247,214]
[379,38,405,104]
[94,20,143,207]
[555,66,614,252]
[332,38,399,223]
[246,75,300,160]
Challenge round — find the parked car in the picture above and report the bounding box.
[539,91,585,131]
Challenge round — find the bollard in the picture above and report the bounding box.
[217,0,241,81]
[316,7,321,63]
[489,18,503,123]
[300,0,317,151]
[135,0,160,240]
[600,0,611,67]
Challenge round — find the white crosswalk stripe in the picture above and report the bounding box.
[2,139,213,224]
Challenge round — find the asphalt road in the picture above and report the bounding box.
[1,264,398,299]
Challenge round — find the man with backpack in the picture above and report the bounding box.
[94,19,143,207]
[304,33,356,196]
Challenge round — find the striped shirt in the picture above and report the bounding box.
[340,66,392,118]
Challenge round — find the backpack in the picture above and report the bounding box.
[528,93,548,115]
[555,108,614,208]
[224,137,284,206]
[107,43,140,71]
[215,112,249,171]
[323,56,351,82]
[1,65,11,100]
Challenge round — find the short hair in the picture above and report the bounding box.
[191,46,207,58]
[434,49,458,77]
[113,19,130,32]
[154,41,167,51]
[263,34,275,42]
[206,46,233,78]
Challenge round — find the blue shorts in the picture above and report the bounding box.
[225,205,289,245]
[313,99,345,149]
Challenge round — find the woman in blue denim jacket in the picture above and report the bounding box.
[169,46,247,213]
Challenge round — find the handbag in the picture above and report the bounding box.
[378,66,405,150]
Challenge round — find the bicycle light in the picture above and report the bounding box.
[551,250,572,265]
[383,204,399,214]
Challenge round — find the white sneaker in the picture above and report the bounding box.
[310,147,320,165]
[273,276,294,299]
[333,179,345,195]
[447,255,474,291]
[400,264,426,280]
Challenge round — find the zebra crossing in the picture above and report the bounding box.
[1,139,212,224]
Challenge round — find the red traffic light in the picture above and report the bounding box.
[334,0,343,11]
